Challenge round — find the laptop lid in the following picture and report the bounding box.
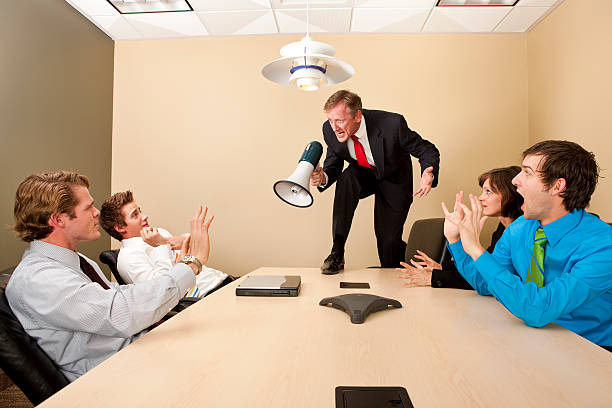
[236,275,301,297]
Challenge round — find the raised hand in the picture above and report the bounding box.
[441,191,465,244]
[396,261,432,287]
[455,194,487,260]
[187,206,214,272]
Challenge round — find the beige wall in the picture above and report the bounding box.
[112,34,528,275]
[527,0,612,220]
[0,0,114,273]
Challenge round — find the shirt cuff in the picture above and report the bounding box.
[167,263,197,295]
[448,240,464,257]
[320,172,329,187]
[431,269,445,288]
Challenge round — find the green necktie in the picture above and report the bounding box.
[526,227,547,287]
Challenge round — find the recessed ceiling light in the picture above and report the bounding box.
[106,0,193,14]
[437,0,518,6]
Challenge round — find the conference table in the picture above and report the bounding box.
[40,267,612,407]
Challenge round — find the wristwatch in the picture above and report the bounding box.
[181,255,202,273]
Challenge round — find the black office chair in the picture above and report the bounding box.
[0,287,69,405]
[99,249,126,285]
[405,218,448,265]
[0,266,15,289]
[98,250,199,317]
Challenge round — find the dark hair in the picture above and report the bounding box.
[13,171,90,242]
[523,140,599,211]
[324,90,362,117]
[100,191,134,241]
[478,166,523,220]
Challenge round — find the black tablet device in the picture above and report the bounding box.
[335,386,414,408]
[340,282,370,289]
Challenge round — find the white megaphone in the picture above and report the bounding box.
[273,141,324,208]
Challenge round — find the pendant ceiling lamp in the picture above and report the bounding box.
[261,1,354,92]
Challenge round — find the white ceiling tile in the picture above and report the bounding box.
[352,8,430,32]
[93,15,142,39]
[189,0,271,12]
[423,6,511,32]
[354,0,437,8]
[275,8,352,33]
[65,0,564,38]
[197,11,277,35]
[65,0,118,16]
[271,0,353,9]
[125,11,208,38]
[495,6,548,31]
[516,0,560,6]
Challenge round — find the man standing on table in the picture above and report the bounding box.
[310,90,440,274]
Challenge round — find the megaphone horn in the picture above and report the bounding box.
[273,141,323,208]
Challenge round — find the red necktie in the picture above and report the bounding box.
[351,135,375,169]
[79,255,110,290]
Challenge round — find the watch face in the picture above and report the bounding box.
[181,255,202,272]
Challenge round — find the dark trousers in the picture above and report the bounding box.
[331,165,409,268]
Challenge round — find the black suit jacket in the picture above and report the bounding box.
[318,109,440,211]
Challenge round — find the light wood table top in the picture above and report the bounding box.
[40,267,612,407]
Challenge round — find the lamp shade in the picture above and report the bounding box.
[262,36,354,90]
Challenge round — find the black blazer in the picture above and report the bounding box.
[318,109,440,211]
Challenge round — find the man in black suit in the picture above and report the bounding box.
[310,90,440,274]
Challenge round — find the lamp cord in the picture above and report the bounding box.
[303,0,310,64]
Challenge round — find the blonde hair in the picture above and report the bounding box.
[324,90,362,117]
[13,171,90,242]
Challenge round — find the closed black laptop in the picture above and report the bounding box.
[235,275,301,297]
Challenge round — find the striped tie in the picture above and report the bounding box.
[526,227,547,288]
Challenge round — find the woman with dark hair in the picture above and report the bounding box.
[397,166,523,289]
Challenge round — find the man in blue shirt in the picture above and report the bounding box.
[443,140,612,349]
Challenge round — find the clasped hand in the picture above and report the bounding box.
[310,166,325,187]
[441,192,487,261]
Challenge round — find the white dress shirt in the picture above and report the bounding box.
[322,116,375,186]
[118,228,227,297]
[5,240,195,381]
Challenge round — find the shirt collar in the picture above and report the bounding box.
[121,236,145,248]
[30,240,80,269]
[540,209,583,247]
[352,115,367,141]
